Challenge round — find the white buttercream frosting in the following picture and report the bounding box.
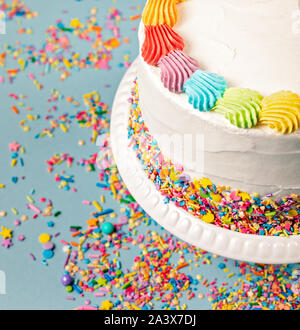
[137,0,300,196]
[175,0,300,96]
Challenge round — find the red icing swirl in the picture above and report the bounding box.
[142,24,184,66]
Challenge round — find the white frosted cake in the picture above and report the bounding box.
[126,0,300,236]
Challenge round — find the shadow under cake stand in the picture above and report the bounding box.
[110,59,300,264]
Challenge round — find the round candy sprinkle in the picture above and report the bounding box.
[39,233,51,244]
[66,286,73,293]
[43,242,54,250]
[61,274,73,286]
[101,222,114,235]
[43,249,54,259]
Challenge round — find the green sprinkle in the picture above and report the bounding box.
[122,281,132,290]
[265,211,277,217]
[120,199,130,204]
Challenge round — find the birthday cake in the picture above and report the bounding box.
[127,0,300,236]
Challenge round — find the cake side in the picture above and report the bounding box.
[138,57,300,197]
[128,79,300,236]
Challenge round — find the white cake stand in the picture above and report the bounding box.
[111,59,300,264]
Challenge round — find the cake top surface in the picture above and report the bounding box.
[175,0,300,96]
[140,0,300,136]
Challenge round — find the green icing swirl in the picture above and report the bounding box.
[213,88,263,128]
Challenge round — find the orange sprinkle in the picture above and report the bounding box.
[6,69,19,74]
[92,26,102,33]
[130,14,141,21]
[71,231,81,237]
[176,262,189,270]
[109,38,120,48]
[11,105,19,114]
[70,241,79,247]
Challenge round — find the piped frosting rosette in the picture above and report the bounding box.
[141,0,300,134]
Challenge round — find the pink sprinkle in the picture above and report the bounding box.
[94,292,105,297]
[28,204,41,214]
[76,306,98,310]
[66,296,75,301]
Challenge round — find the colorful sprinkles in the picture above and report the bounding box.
[1,0,299,311]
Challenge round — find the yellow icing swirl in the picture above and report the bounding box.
[259,91,300,134]
[142,0,178,27]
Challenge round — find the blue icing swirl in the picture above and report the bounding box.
[183,70,227,111]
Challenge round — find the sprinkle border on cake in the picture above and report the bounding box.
[128,79,300,237]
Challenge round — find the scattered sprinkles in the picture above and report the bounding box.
[1,0,299,311]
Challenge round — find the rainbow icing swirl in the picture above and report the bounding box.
[142,0,178,27]
[158,50,199,93]
[213,88,263,128]
[142,24,184,66]
[183,70,227,111]
[259,91,300,134]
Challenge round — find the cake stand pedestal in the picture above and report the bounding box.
[110,59,300,264]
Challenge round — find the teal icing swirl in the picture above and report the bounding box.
[213,88,263,128]
[183,70,227,112]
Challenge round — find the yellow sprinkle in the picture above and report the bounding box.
[63,58,72,69]
[204,258,211,264]
[26,196,34,203]
[60,123,68,132]
[110,184,117,199]
[202,211,215,223]
[288,209,298,217]
[100,195,105,203]
[92,201,102,212]
[11,159,17,167]
[130,304,142,310]
[124,272,137,278]
[0,184,5,189]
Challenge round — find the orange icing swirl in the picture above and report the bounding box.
[259,91,300,134]
[142,0,178,27]
[142,24,184,66]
